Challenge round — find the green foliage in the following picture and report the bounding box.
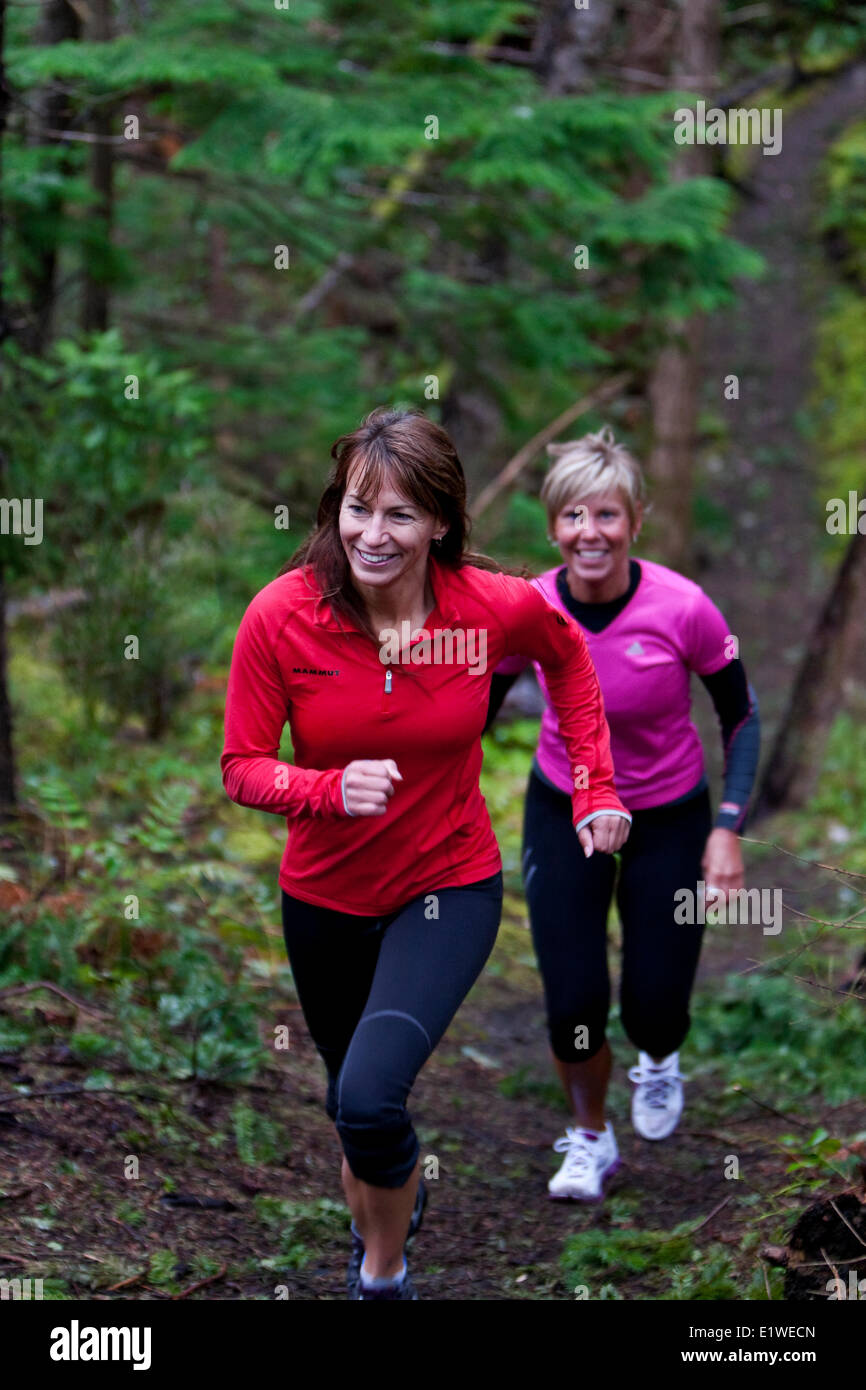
[232,1101,288,1167]
[147,1248,180,1290]
[255,1195,347,1271]
[488,492,553,568]
[3,0,763,508]
[68,1033,116,1061]
[811,712,866,843]
[669,1246,740,1300]
[809,288,866,502]
[563,1221,767,1301]
[775,1127,862,1195]
[562,1222,693,1289]
[809,117,866,510]
[689,970,863,1107]
[819,118,866,284]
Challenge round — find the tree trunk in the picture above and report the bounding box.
[0,3,17,812]
[638,0,720,574]
[754,527,866,818]
[646,332,705,573]
[81,0,114,334]
[0,543,16,815]
[21,1,82,353]
[532,0,615,93]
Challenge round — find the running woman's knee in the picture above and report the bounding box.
[549,1010,607,1063]
[335,1090,418,1188]
[334,1012,431,1185]
[621,1000,691,1058]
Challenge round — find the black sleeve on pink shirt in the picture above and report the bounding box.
[483,671,521,733]
[698,658,760,832]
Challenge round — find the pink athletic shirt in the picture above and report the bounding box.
[496,559,734,811]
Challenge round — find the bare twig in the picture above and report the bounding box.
[471,373,632,521]
[421,41,535,65]
[106,1272,145,1292]
[0,982,109,1018]
[761,1262,773,1299]
[3,1085,163,1106]
[171,1264,227,1300]
[784,1254,866,1271]
[739,836,866,882]
[829,1199,866,1251]
[731,1084,811,1129]
[691,1194,734,1233]
[109,1217,148,1248]
[820,1246,841,1289]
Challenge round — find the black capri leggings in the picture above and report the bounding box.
[280,872,503,1189]
[522,770,711,1062]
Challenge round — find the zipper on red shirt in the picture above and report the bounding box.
[381,667,392,715]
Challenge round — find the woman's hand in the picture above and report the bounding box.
[577,814,630,858]
[701,827,744,896]
[341,759,402,816]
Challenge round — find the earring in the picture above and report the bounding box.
[433,536,443,547]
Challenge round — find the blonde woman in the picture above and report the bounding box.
[486,427,760,1200]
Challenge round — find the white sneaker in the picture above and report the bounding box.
[628,1050,685,1140]
[548,1122,620,1201]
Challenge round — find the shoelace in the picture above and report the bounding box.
[628,1064,684,1108]
[552,1127,601,1175]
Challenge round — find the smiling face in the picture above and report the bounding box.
[552,490,640,601]
[338,461,446,597]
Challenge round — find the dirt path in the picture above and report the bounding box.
[1,895,859,1302]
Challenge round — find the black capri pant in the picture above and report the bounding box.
[280,872,503,1188]
[522,770,711,1062]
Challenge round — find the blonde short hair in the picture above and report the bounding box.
[541,425,646,529]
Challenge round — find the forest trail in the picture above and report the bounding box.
[2,921,859,1301]
[3,70,863,1303]
[698,62,866,721]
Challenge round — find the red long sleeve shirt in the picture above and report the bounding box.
[221,556,629,915]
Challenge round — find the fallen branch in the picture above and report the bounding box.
[106,1272,145,1292]
[471,373,632,523]
[171,1264,227,1300]
[0,982,109,1019]
[3,1085,163,1106]
[730,1084,811,1129]
[739,834,866,882]
[109,1217,148,1248]
[830,1199,866,1251]
[691,1194,734,1234]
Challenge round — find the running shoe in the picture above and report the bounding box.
[346,1179,427,1295]
[355,1266,420,1300]
[628,1050,685,1140]
[548,1122,620,1201]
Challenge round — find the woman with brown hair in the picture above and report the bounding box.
[221,407,630,1298]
